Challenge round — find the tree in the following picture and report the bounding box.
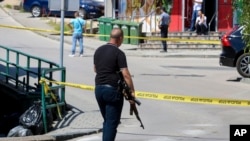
[233,0,250,52]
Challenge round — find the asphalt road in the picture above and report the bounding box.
[1,5,250,141]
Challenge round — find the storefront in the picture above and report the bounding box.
[117,0,173,33]
[169,0,234,32]
[116,0,236,32]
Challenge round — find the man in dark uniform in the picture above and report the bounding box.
[157,7,170,52]
[94,28,136,141]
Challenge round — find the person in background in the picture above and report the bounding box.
[189,0,203,31]
[93,28,136,141]
[67,11,86,57]
[157,7,170,52]
[195,10,207,35]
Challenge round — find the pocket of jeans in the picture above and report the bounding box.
[102,88,121,102]
[111,89,123,102]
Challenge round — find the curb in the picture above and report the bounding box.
[0,135,56,141]
[52,129,102,141]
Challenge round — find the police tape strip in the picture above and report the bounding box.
[39,79,63,119]
[39,78,250,107]
[0,24,221,45]
[0,24,59,34]
[135,92,250,107]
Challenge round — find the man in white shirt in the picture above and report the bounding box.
[195,10,207,35]
[189,0,203,31]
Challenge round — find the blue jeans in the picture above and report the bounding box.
[71,32,83,55]
[95,85,124,141]
[190,10,198,31]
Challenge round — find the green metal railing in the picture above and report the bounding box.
[0,45,66,133]
[40,68,66,133]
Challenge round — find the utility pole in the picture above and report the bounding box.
[59,0,65,101]
[105,0,115,18]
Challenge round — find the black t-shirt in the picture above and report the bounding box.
[94,43,127,87]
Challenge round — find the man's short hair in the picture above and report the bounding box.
[110,28,123,39]
[155,7,164,14]
[161,7,166,12]
[155,7,161,13]
[75,11,80,17]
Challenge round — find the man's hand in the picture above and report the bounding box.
[128,92,136,104]
[129,100,135,104]
[158,25,162,29]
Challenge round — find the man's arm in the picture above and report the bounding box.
[121,68,135,97]
[158,16,162,25]
[83,25,86,33]
[200,14,205,23]
[167,14,171,25]
[67,22,73,32]
[158,15,163,29]
[82,20,86,33]
[195,17,200,26]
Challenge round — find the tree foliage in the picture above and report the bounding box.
[233,0,250,52]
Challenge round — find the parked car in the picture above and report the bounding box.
[79,0,104,19]
[219,25,250,77]
[21,0,104,19]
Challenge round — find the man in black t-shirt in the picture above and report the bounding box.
[94,28,136,141]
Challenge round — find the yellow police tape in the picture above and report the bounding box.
[0,24,221,45]
[42,81,63,119]
[40,78,250,107]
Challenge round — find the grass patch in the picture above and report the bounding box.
[19,8,25,12]
[47,19,91,32]
[47,19,71,32]
[4,4,12,9]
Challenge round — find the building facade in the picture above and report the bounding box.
[115,0,238,32]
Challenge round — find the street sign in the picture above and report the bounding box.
[48,0,79,11]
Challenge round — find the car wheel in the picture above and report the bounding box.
[31,6,42,17]
[79,9,87,19]
[236,53,250,77]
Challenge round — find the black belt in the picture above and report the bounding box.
[96,84,116,88]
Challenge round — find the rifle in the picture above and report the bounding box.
[117,71,145,129]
